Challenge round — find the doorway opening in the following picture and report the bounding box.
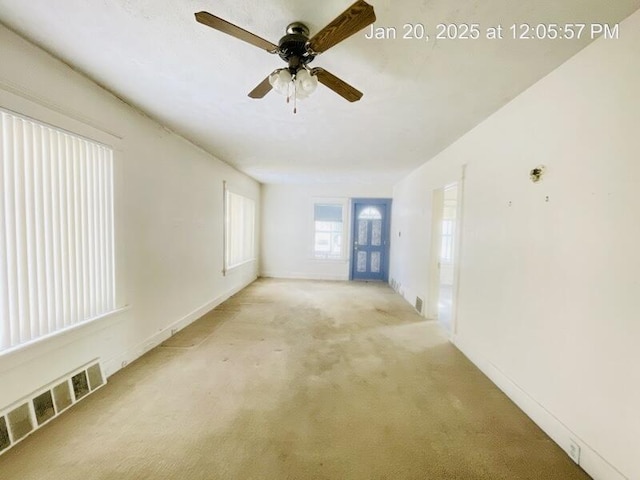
[428,183,459,333]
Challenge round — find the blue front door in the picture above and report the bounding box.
[350,199,392,281]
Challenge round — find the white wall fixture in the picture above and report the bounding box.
[569,439,581,464]
[529,165,546,183]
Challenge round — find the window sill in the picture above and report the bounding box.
[0,306,130,365]
[311,257,349,264]
[224,258,256,275]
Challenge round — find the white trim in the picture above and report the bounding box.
[453,334,628,480]
[308,258,350,264]
[224,187,257,273]
[225,257,257,272]
[0,83,122,147]
[222,180,227,275]
[0,105,113,149]
[451,165,467,337]
[0,108,118,352]
[311,197,350,262]
[0,307,129,375]
[0,306,128,359]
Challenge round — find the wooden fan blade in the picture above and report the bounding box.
[248,75,273,99]
[312,68,363,102]
[307,1,376,54]
[195,12,278,53]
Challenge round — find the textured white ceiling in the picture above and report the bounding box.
[1,0,638,184]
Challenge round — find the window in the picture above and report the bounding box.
[314,204,343,259]
[224,189,255,271]
[0,109,115,352]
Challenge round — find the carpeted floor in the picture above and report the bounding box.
[0,279,591,479]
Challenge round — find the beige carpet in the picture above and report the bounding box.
[0,279,591,479]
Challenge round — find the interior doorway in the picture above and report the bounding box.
[428,183,459,334]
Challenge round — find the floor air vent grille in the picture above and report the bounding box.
[0,359,105,456]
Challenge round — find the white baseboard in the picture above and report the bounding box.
[260,271,348,281]
[453,334,628,480]
[103,277,256,377]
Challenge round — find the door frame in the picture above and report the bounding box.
[425,166,466,337]
[349,198,392,282]
[427,188,445,320]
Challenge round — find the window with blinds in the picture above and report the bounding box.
[314,204,343,259]
[0,109,115,352]
[224,189,255,271]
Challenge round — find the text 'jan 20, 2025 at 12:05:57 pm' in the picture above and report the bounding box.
[363,21,620,42]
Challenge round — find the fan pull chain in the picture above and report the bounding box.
[283,78,298,114]
[293,81,298,114]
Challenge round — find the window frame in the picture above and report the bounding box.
[223,184,256,274]
[0,104,121,354]
[311,198,349,262]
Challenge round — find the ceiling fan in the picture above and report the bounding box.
[194,1,376,111]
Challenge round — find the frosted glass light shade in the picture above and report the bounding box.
[295,69,318,98]
[269,69,293,95]
[268,68,318,100]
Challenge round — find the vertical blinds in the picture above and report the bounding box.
[225,190,255,269]
[314,204,343,223]
[0,110,115,351]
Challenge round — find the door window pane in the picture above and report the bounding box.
[371,252,381,273]
[371,220,382,246]
[357,220,368,245]
[357,251,367,272]
[358,207,382,220]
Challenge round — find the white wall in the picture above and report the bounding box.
[391,10,640,480]
[261,183,392,280]
[0,25,260,410]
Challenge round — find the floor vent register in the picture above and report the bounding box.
[0,360,105,456]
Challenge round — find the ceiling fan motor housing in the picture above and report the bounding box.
[278,22,315,69]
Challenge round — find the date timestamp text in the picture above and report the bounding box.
[364,22,620,41]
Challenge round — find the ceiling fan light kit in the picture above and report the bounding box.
[194,1,376,113]
[268,68,319,112]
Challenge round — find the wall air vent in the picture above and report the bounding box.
[415,296,424,313]
[0,416,10,453]
[33,391,55,426]
[0,359,105,457]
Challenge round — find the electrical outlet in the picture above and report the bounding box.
[568,439,581,464]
